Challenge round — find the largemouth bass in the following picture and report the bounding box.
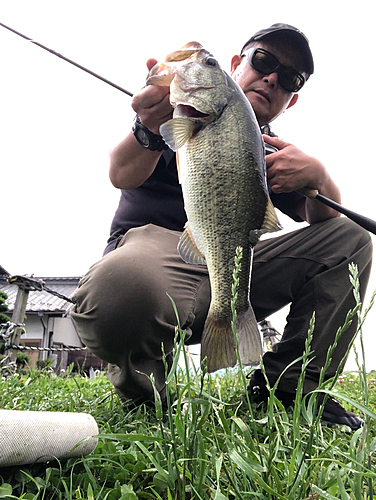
[147,42,282,372]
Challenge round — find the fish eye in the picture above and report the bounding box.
[204,56,218,67]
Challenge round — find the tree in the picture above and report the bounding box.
[0,291,30,367]
[0,291,10,354]
[0,290,10,325]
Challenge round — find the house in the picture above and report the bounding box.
[0,274,106,372]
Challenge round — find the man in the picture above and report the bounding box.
[71,24,372,429]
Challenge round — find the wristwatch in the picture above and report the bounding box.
[132,114,168,151]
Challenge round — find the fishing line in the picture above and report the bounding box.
[0,22,134,97]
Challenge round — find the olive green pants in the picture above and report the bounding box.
[71,218,372,404]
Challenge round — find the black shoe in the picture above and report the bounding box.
[317,394,364,430]
[246,369,269,403]
[246,370,295,408]
[247,371,364,431]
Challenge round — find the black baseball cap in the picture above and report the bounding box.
[240,23,314,76]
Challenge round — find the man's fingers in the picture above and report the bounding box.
[132,85,170,111]
[147,58,158,71]
[263,134,290,151]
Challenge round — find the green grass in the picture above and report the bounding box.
[0,260,375,499]
[0,361,375,499]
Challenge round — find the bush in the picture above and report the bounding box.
[36,358,53,370]
[16,351,30,369]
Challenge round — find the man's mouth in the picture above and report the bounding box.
[252,89,271,102]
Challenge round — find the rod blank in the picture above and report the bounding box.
[0,22,133,97]
[266,145,376,236]
[299,187,376,235]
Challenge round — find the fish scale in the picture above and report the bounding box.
[147,42,282,372]
[182,117,264,319]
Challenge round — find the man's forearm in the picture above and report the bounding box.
[296,175,341,223]
[109,132,164,190]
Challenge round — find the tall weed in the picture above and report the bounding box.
[0,258,375,499]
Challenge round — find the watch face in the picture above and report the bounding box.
[137,128,150,147]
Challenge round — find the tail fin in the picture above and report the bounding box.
[201,307,263,373]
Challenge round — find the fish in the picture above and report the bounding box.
[146,42,282,372]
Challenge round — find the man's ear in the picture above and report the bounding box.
[230,54,243,75]
[287,93,299,110]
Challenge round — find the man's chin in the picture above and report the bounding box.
[245,97,269,126]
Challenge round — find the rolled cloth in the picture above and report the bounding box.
[0,410,98,467]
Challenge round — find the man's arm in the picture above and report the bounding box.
[264,135,341,224]
[109,59,173,190]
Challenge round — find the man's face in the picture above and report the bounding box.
[231,41,299,126]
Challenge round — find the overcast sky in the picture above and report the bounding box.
[1,0,375,370]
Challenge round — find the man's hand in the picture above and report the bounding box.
[109,59,174,190]
[264,135,327,194]
[263,134,341,223]
[131,59,173,135]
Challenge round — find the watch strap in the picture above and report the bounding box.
[132,115,168,152]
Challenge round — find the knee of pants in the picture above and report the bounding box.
[330,217,371,253]
[335,218,373,282]
[71,248,177,366]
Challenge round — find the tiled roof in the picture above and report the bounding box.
[0,276,81,314]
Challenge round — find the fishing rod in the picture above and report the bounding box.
[264,145,376,236]
[2,22,376,235]
[298,187,376,235]
[0,22,134,97]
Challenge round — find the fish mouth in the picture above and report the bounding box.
[176,104,210,119]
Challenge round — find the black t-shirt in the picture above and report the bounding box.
[104,149,304,255]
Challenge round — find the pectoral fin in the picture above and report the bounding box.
[177,223,206,265]
[160,118,201,151]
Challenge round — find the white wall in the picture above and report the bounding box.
[20,315,81,347]
[53,317,82,347]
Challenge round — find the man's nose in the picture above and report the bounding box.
[263,71,279,88]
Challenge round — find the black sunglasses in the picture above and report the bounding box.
[244,47,306,93]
